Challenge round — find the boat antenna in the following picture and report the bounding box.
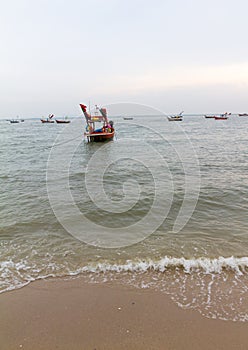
[89,100,91,117]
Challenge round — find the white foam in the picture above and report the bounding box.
[79,256,248,275]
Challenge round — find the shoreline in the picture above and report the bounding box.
[1,277,248,349]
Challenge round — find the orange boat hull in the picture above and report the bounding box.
[85,130,115,142]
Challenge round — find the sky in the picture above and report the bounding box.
[0,0,248,118]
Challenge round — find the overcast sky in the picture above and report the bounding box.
[0,0,248,117]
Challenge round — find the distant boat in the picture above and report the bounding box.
[123,117,133,120]
[204,115,216,119]
[216,112,231,120]
[55,117,71,124]
[167,116,182,121]
[167,111,183,121]
[214,116,228,120]
[80,104,115,142]
[238,113,248,116]
[8,115,24,123]
[214,114,228,120]
[56,120,71,124]
[41,114,55,123]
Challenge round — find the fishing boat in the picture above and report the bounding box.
[80,104,115,142]
[204,115,216,119]
[41,114,55,123]
[238,113,248,116]
[214,116,228,120]
[8,116,24,123]
[214,112,230,120]
[55,117,71,124]
[167,116,182,121]
[167,111,183,121]
[123,117,133,120]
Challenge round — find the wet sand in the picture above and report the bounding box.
[1,277,248,350]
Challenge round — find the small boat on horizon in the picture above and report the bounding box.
[204,115,216,119]
[41,114,55,123]
[55,117,71,124]
[123,117,133,120]
[7,116,24,123]
[214,116,228,120]
[80,104,115,142]
[167,111,183,121]
[214,112,231,120]
[238,113,248,116]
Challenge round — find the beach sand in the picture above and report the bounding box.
[1,277,248,350]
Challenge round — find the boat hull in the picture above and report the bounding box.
[167,117,182,121]
[214,117,228,120]
[41,119,54,123]
[85,131,115,142]
[55,120,71,124]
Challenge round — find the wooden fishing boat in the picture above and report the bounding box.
[8,116,24,123]
[41,114,55,123]
[55,119,71,124]
[214,116,228,120]
[214,112,230,120]
[84,130,115,142]
[204,115,216,119]
[167,111,183,121]
[80,104,115,142]
[167,116,182,121]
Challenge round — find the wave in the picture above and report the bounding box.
[1,255,248,294]
[80,256,248,275]
[2,255,248,322]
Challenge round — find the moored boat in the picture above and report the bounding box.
[238,113,248,116]
[55,118,71,124]
[204,115,216,119]
[8,115,23,123]
[80,104,115,142]
[167,111,183,121]
[214,112,230,120]
[167,116,182,121]
[214,116,228,120]
[41,114,55,123]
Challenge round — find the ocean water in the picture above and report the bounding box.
[1,114,248,322]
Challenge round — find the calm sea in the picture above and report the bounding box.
[1,114,248,322]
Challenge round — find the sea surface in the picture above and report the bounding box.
[1,114,248,322]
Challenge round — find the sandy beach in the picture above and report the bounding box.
[1,278,248,350]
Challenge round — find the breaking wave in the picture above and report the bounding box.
[79,256,248,274]
[1,255,248,322]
